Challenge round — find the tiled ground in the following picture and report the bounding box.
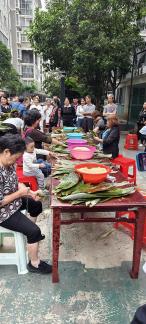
[0,134,146,324]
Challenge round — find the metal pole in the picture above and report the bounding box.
[60,76,65,107]
[127,52,136,125]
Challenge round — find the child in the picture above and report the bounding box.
[23,137,54,189]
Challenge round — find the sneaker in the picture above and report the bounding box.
[27,260,52,274]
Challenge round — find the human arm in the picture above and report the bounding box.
[0,182,33,208]
[76,106,83,117]
[102,127,119,144]
[35,148,56,159]
[52,138,65,146]
[31,129,52,144]
[83,105,95,116]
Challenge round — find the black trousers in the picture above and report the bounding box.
[0,198,45,244]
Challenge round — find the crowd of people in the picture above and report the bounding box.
[0,90,121,275]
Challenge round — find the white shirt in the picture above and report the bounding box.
[3,117,24,129]
[44,105,53,124]
[23,148,49,173]
[76,105,86,119]
[84,104,95,118]
[30,104,45,130]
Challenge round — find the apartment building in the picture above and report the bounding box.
[18,0,43,89]
[117,17,146,122]
[0,0,43,90]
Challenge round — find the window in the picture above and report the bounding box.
[22,50,33,63]
[16,0,20,8]
[20,17,32,28]
[17,31,21,43]
[16,13,20,26]
[22,65,34,78]
[21,33,28,42]
[20,0,32,16]
[17,49,22,60]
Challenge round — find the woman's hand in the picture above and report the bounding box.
[94,136,100,141]
[94,136,103,143]
[18,184,30,197]
[48,151,57,159]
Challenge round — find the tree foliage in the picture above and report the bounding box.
[0,41,22,94]
[28,0,145,100]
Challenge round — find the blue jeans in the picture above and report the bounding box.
[36,159,51,177]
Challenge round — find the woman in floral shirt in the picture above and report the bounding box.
[0,134,52,274]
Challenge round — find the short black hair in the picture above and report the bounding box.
[19,96,24,103]
[24,109,41,126]
[0,134,26,154]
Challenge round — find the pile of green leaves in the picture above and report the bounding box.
[51,145,69,154]
[54,173,135,206]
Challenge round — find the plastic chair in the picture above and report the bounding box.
[16,166,38,191]
[114,191,146,244]
[112,154,136,184]
[0,226,28,274]
[124,134,138,150]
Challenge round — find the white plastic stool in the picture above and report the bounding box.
[0,225,28,275]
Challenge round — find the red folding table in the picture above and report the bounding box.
[51,172,146,283]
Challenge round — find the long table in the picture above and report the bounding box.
[50,172,146,283]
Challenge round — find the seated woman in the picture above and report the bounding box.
[0,134,52,274]
[24,109,63,158]
[92,111,105,137]
[94,115,120,158]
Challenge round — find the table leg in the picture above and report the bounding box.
[130,208,145,279]
[52,208,61,283]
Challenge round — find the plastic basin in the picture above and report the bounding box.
[67,133,83,139]
[74,163,111,184]
[63,127,77,132]
[66,139,87,145]
[68,144,96,152]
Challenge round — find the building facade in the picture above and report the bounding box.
[0,0,43,90]
[19,0,43,89]
[117,18,146,122]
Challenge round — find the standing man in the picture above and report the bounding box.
[83,95,95,132]
[72,97,79,112]
[103,94,117,118]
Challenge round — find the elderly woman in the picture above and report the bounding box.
[0,134,52,274]
[94,115,120,158]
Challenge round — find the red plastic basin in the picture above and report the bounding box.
[75,163,111,184]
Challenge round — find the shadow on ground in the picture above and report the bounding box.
[0,261,146,324]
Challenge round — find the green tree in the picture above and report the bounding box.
[0,41,12,86]
[0,41,23,94]
[28,0,145,101]
[43,74,60,96]
[5,68,22,95]
[20,81,38,94]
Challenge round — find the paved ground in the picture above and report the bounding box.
[1,134,146,324]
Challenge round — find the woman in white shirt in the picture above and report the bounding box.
[76,98,86,128]
[30,96,44,131]
[44,98,53,127]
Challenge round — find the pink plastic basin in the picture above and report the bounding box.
[68,145,96,153]
[70,147,94,160]
[66,139,87,145]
